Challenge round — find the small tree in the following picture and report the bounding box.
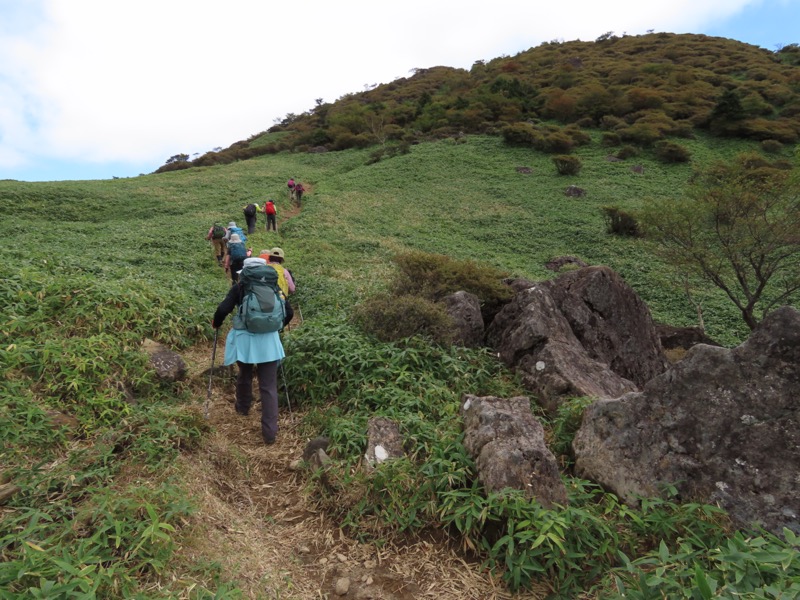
[639,153,800,329]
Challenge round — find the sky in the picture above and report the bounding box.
[1,0,799,183]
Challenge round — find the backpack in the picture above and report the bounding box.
[232,264,286,334]
[265,202,276,215]
[228,242,247,259]
[211,223,225,239]
[244,203,256,217]
[228,226,246,243]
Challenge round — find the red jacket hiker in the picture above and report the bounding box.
[265,200,277,232]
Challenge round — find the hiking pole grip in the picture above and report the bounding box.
[206,329,219,419]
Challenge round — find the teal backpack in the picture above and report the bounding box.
[232,263,286,334]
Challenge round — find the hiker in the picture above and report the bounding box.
[258,247,295,296]
[264,199,277,232]
[212,256,294,446]
[294,182,305,207]
[243,202,258,234]
[206,222,227,266]
[225,221,247,244]
[224,233,248,284]
[287,178,295,202]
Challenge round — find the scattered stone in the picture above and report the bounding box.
[289,458,304,471]
[336,553,347,563]
[0,483,21,504]
[319,557,328,565]
[461,394,568,507]
[142,338,187,382]
[296,545,311,555]
[335,577,350,595]
[45,410,80,438]
[544,256,588,272]
[631,164,644,174]
[364,417,405,467]
[515,166,533,174]
[564,185,586,197]
[310,448,331,470]
[303,436,330,461]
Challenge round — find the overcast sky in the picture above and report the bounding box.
[1,0,799,182]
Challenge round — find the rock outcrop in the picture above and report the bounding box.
[461,394,567,507]
[573,306,800,535]
[441,291,484,347]
[487,266,666,412]
[364,417,405,468]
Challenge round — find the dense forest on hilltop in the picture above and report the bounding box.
[157,32,800,172]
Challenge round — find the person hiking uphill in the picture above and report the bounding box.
[257,247,295,296]
[212,257,294,446]
[287,178,295,202]
[264,199,277,232]
[243,202,258,234]
[225,221,247,244]
[224,233,247,284]
[206,222,227,266]
[293,182,305,207]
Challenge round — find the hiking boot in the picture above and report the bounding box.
[234,405,249,416]
[263,437,276,445]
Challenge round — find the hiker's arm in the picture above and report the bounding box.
[212,285,242,328]
[283,299,294,326]
[284,269,296,294]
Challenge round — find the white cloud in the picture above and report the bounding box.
[0,0,772,176]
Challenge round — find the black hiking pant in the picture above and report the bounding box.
[266,213,276,231]
[245,214,257,234]
[235,360,279,443]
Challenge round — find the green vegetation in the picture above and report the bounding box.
[640,152,800,329]
[162,33,800,172]
[2,33,800,598]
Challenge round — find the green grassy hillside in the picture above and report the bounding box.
[1,133,798,598]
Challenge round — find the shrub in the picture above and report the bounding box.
[501,123,538,147]
[552,155,582,175]
[391,251,513,321]
[601,132,621,146]
[601,206,640,236]
[352,293,455,344]
[616,144,640,159]
[538,132,574,154]
[654,141,692,163]
[760,139,784,154]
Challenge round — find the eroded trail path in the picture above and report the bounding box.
[175,341,546,598]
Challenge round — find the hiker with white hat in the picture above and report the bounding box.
[223,233,248,284]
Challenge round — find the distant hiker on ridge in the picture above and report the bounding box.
[264,199,277,232]
[294,182,305,207]
[287,178,295,202]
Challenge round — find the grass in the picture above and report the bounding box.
[1,131,797,597]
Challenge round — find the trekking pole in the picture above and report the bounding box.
[280,360,292,413]
[205,329,219,419]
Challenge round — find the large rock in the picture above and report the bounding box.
[573,306,800,535]
[486,283,637,413]
[461,394,568,507]
[441,291,484,347]
[142,338,187,382]
[540,266,668,387]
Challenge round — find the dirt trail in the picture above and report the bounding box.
[176,341,548,599]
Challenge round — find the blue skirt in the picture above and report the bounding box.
[223,329,285,365]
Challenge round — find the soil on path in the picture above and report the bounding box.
[174,341,549,599]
